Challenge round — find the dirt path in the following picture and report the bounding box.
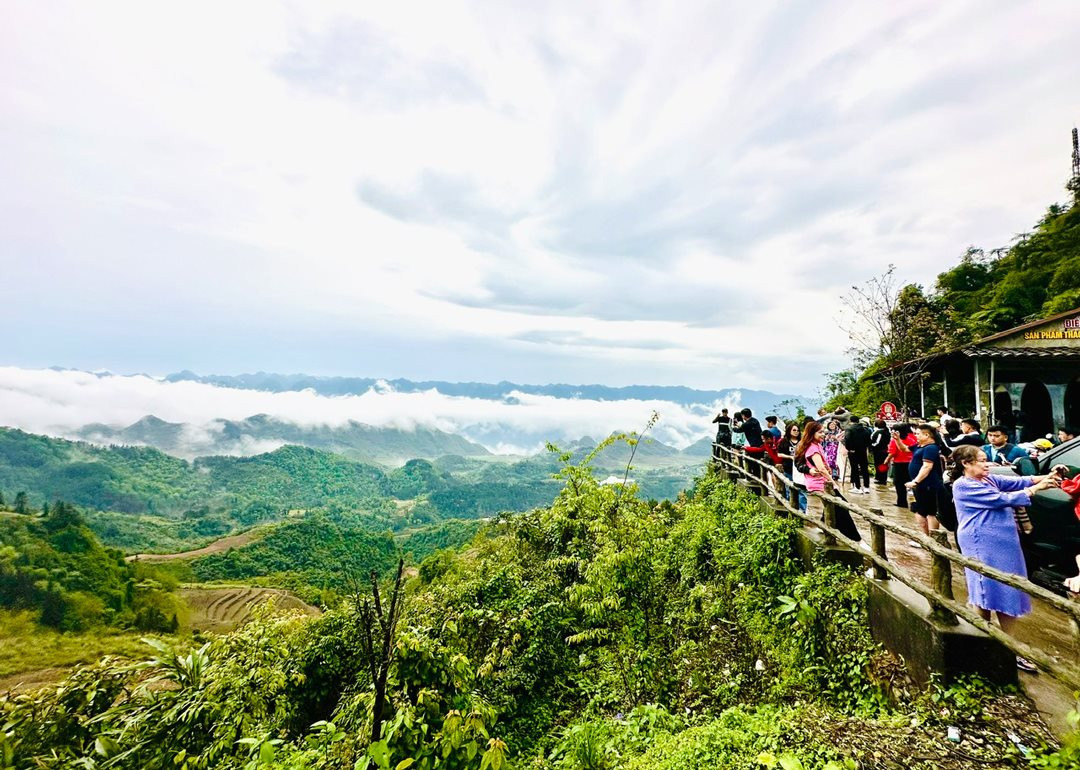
[126,529,264,562]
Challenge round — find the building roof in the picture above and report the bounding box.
[872,305,1080,377]
[963,345,1080,359]
[972,305,1080,345]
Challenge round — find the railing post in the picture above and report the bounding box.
[748,456,764,496]
[821,482,837,546]
[788,483,800,511]
[869,507,888,580]
[929,530,959,626]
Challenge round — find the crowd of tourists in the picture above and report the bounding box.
[713,404,1080,673]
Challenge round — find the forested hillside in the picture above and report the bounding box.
[3,451,1073,768]
[0,428,696,555]
[188,513,398,595]
[829,197,1080,411]
[0,506,180,633]
[935,201,1080,335]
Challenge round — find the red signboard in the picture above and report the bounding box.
[877,402,899,421]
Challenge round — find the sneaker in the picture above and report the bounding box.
[1016,657,1038,673]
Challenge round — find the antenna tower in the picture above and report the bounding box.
[1072,127,1080,204]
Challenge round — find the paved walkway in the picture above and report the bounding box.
[815,476,1079,736]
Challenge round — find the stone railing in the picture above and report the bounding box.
[712,443,1080,691]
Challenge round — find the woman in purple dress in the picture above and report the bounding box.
[822,418,842,480]
[949,445,1062,672]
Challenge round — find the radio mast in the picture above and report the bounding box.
[1071,127,1080,205]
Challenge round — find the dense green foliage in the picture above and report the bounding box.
[0,441,898,769]
[398,520,485,563]
[0,507,179,633]
[935,203,1080,331]
[2,447,1075,768]
[189,513,399,595]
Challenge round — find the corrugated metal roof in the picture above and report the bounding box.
[962,345,1080,358]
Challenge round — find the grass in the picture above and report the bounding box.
[0,609,165,681]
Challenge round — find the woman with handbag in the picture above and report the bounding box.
[795,420,862,543]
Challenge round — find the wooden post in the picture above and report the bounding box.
[929,530,958,626]
[745,455,763,496]
[821,482,837,546]
[869,507,887,580]
[788,484,800,511]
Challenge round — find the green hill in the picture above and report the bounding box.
[2,429,663,554]
[188,512,399,595]
[0,506,179,633]
[0,428,391,516]
[829,197,1080,411]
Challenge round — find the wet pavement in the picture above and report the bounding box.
[805,476,1080,736]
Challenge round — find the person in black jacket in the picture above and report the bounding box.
[870,419,890,486]
[712,408,732,448]
[733,408,763,447]
[943,418,983,449]
[843,417,872,494]
[733,408,765,480]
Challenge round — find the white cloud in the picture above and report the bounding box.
[0,367,748,454]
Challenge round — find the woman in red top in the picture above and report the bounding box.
[886,423,917,509]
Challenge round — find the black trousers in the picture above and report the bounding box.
[849,451,870,489]
[892,463,910,508]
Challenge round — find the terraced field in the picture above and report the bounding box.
[180,586,320,633]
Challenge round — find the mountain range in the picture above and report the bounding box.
[162,370,805,410]
[76,414,491,465]
[72,415,714,468]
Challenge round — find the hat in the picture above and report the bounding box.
[1033,438,1053,450]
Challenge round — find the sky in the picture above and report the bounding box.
[3,1,1080,394]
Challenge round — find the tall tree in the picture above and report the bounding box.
[839,267,956,411]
